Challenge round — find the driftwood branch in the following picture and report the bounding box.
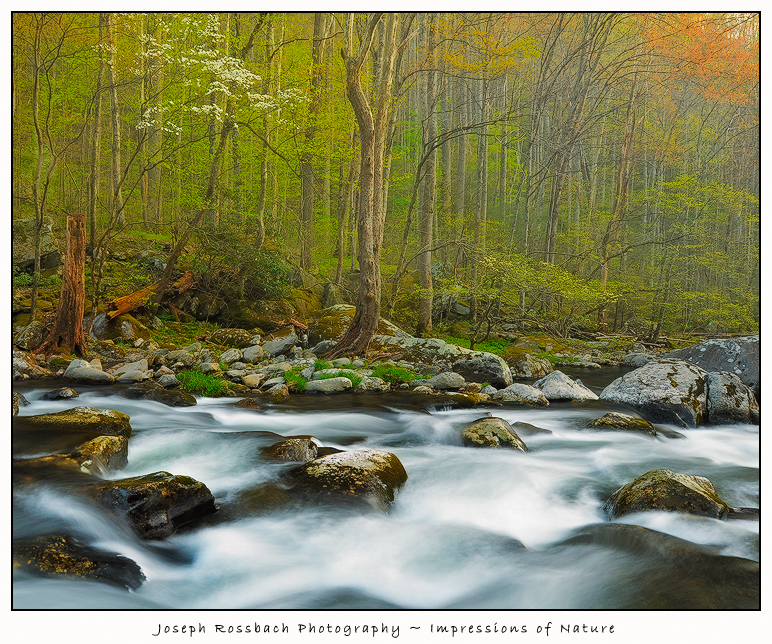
[105,271,194,320]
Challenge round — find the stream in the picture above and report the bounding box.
[12,367,760,611]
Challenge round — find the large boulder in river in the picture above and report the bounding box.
[91,471,218,539]
[12,535,145,591]
[15,406,132,438]
[666,335,759,399]
[287,449,408,511]
[507,353,553,379]
[17,435,129,477]
[704,371,759,425]
[461,417,528,451]
[600,360,708,427]
[603,469,730,520]
[533,370,598,401]
[264,437,320,462]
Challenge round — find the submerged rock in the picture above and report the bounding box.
[287,449,408,511]
[91,471,218,540]
[533,370,598,401]
[587,412,656,436]
[461,417,528,451]
[557,523,759,609]
[13,535,145,591]
[603,469,729,520]
[600,360,708,427]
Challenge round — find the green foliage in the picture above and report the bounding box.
[285,366,308,392]
[370,363,423,385]
[535,351,575,365]
[151,319,216,349]
[314,358,332,371]
[177,370,230,397]
[441,336,511,355]
[12,266,33,288]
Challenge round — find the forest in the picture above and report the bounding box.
[12,12,760,355]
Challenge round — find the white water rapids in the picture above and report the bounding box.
[12,373,759,612]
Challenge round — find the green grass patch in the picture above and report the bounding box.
[535,351,575,365]
[314,358,332,371]
[370,363,422,386]
[177,369,230,397]
[285,366,308,392]
[152,319,217,349]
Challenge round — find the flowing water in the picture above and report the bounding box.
[12,369,759,610]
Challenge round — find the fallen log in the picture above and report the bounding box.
[106,272,194,320]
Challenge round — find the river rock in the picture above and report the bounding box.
[242,373,266,389]
[587,412,657,436]
[355,376,391,393]
[19,435,130,477]
[510,421,552,436]
[558,523,759,609]
[425,371,466,390]
[242,345,265,363]
[490,383,549,406]
[623,352,652,368]
[461,417,528,451]
[157,373,181,389]
[262,333,297,357]
[305,377,352,393]
[267,383,290,403]
[264,437,320,462]
[166,350,196,367]
[17,406,132,438]
[508,353,553,379]
[42,387,79,401]
[705,371,760,425]
[532,370,598,401]
[12,535,145,591]
[199,362,221,374]
[219,348,243,365]
[141,387,197,407]
[599,359,708,427]
[286,449,408,511]
[13,349,54,381]
[666,335,759,399]
[91,471,218,539]
[63,359,114,385]
[603,469,729,520]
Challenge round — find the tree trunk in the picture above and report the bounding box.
[88,14,105,255]
[416,14,437,337]
[35,213,88,357]
[300,13,326,270]
[106,13,125,228]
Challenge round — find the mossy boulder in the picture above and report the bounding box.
[264,436,320,462]
[13,535,144,591]
[603,469,730,520]
[16,435,129,477]
[91,471,218,539]
[209,328,253,348]
[15,406,132,439]
[308,304,411,346]
[286,449,408,511]
[290,288,323,318]
[13,319,48,351]
[461,417,528,451]
[90,313,151,343]
[587,412,657,436]
[12,391,29,416]
[600,360,708,427]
